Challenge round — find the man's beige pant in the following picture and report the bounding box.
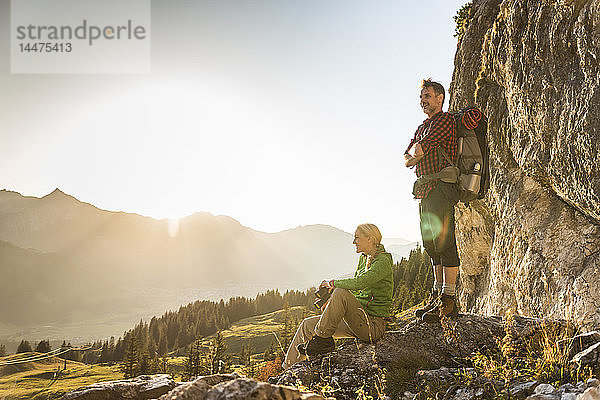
[282,288,386,369]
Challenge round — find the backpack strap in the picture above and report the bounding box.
[415,166,459,185]
[439,147,456,168]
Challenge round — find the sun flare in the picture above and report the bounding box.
[168,218,180,238]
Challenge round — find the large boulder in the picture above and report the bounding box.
[59,374,177,400]
[158,374,325,400]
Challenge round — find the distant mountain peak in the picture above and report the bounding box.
[47,188,66,196]
[40,188,83,205]
[0,189,23,197]
[42,188,77,201]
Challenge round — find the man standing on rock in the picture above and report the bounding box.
[404,79,460,322]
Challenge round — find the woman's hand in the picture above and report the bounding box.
[320,279,335,291]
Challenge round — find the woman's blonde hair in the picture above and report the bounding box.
[356,223,382,246]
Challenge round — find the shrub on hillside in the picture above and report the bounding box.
[35,340,52,353]
[16,340,32,353]
[255,357,283,382]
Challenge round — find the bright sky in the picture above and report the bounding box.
[1,0,468,242]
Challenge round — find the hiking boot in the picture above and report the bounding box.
[304,335,335,357]
[415,290,440,318]
[421,294,459,323]
[440,294,459,318]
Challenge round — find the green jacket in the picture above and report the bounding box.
[334,245,394,318]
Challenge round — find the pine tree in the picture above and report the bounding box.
[184,339,203,380]
[35,340,52,353]
[82,346,99,364]
[138,345,151,375]
[0,343,6,357]
[16,340,32,353]
[99,341,110,363]
[389,245,435,314]
[149,317,161,345]
[207,332,230,374]
[114,337,124,361]
[263,342,276,362]
[121,335,139,378]
[238,342,255,376]
[158,334,168,356]
[238,342,253,366]
[277,302,295,358]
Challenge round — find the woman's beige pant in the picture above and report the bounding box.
[282,288,386,370]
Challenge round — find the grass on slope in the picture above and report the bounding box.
[197,306,315,357]
[0,353,122,400]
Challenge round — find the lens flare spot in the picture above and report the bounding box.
[420,212,442,241]
[168,218,180,238]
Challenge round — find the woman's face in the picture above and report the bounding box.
[353,229,374,254]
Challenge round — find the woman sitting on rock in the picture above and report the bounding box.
[282,223,394,370]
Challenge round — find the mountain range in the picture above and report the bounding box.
[0,188,416,331]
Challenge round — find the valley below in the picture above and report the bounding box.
[0,283,310,353]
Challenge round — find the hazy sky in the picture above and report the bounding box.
[1,0,467,241]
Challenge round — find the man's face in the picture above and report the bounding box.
[420,86,444,117]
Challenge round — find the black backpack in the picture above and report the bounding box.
[441,107,489,202]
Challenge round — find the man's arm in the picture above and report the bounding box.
[418,113,454,152]
[405,143,424,167]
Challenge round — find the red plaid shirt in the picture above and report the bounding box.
[405,111,457,198]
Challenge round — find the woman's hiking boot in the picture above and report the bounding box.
[304,335,335,357]
[421,294,459,322]
[415,289,440,318]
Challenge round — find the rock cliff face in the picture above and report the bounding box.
[450,0,600,327]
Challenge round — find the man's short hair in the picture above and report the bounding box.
[421,78,445,105]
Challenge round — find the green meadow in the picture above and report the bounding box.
[0,353,121,400]
[0,306,315,399]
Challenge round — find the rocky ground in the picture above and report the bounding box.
[272,314,599,399]
[60,314,600,400]
[59,373,328,400]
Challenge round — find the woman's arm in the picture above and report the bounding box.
[334,256,390,290]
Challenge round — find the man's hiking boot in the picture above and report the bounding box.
[304,335,335,357]
[415,290,440,318]
[421,294,459,323]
